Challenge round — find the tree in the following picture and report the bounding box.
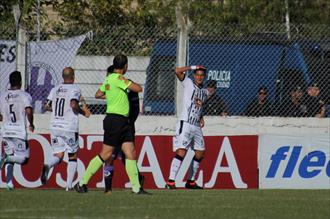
[1,0,329,40]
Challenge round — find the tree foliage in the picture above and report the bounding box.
[0,0,329,37]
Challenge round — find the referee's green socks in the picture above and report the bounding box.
[80,155,104,186]
[125,159,141,193]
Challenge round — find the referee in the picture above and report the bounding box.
[75,54,148,194]
[102,65,145,194]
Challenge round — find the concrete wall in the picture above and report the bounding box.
[72,55,149,104]
[31,114,330,136]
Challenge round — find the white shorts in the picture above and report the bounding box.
[50,130,79,154]
[173,121,205,151]
[2,137,30,158]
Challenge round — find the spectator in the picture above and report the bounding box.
[204,80,228,116]
[304,83,326,118]
[245,86,272,117]
[278,86,307,117]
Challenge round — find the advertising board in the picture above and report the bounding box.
[0,135,258,189]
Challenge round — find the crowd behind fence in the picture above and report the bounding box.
[0,24,329,117]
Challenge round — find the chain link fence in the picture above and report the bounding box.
[0,26,17,93]
[0,23,329,117]
[189,23,330,117]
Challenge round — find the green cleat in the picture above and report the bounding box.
[133,189,152,195]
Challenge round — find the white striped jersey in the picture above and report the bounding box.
[47,84,81,132]
[0,90,33,140]
[179,76,209,126]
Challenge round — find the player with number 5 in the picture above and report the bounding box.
[0,71,35,190]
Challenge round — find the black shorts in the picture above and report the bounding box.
[103,114,134,147]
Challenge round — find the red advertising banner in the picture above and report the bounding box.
[0,134,258,189]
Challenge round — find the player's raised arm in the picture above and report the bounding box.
[175,65,206,81]
[175,66,190,81]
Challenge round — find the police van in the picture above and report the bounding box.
[143,37,329,116]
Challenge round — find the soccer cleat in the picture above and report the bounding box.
[74,183,88,193]
[165,181,176,189]
[0,154,7,170]
[185,181,203,189]
[66,187,74,192]
[40,165,50,185]
[6,183,14,191]
[104,179,112,195]
[134,188,152,195]
[139,175,145,189]
[104,189,112,195]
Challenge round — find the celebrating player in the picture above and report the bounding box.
[0,71,35,190]
[41,67,90,191]
[166,65,208,189]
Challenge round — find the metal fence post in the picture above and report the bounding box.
[13,4,28,90]
[175,5,189,117]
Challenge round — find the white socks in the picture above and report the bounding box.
[66,160,77,190]
[6,155,26,164]
[47,156,61,168]
[168,155,184,181]
[188,158,202,181]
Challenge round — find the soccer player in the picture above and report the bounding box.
[0,71,35,190]
[74,54,149,194]
[41,67,90,191]
[166,65,208,189]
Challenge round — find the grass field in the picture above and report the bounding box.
[0,189,329,219]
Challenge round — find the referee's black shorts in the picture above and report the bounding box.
[103,114,134,147]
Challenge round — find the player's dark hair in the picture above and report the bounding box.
[193,68,206,75]
[113,54,128,69]
[258,85,268,94]
[107,65,115,76]
[9,71,22,87]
